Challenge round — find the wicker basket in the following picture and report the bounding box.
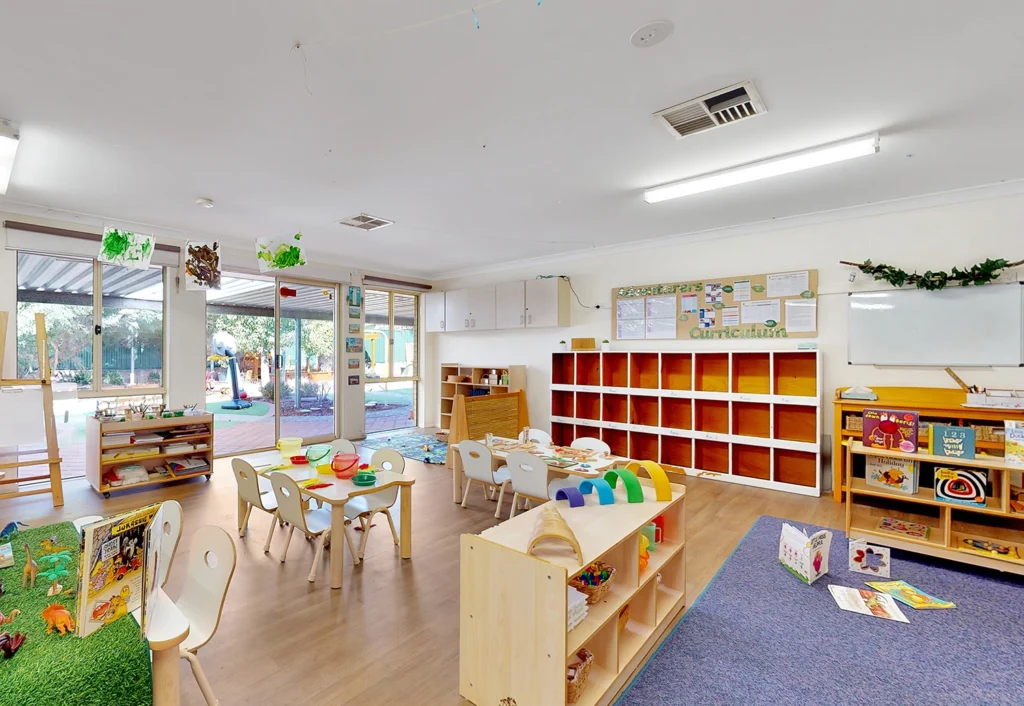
[845,414,863,432]
[566,648,595,704]
[569,561,616,605]
[973,424,1005,442]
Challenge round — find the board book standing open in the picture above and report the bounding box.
[779,523,832,585]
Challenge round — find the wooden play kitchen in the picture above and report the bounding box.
[460,473,686,706]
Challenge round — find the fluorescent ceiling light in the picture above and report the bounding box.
[0,119,20,196]
[644,133,879,204]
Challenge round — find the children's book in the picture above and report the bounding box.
[864,456,919,495]
[928,424,976,460]
[76,504,160,638]
[778,523,832,585]
[934,467,987,507]
[827,585,908,623]
[1006,421,1024,467]
[865,580,956,610]
[0,542,12,569]
[848,539,890,578]
[876,516,931,540]
[862,409,919,452]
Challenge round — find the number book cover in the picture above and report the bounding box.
[930,425,976,459]
[862,409,919,452]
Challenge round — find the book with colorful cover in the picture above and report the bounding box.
[0,542,12,569]
[929,424,976,460]
[862,409,919,452]
[934,467,987,507]
[865,580,956,610]
[778,523,832,585]
[827,585,909,623]
[1006,421,1024,467]
[864,456,919,495]
[876,516,931,540]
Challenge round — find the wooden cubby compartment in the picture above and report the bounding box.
[619,581,657,667]
[774,404,817,443]
[576,392,602,421]
[694,353,729,392]
[551,421,574,446]
[576,353,602,387]
[694,399,729,434]
[575,424,603,445]
[602,353,629,388]
[551,390,574,418]
[602,394,628,424]
[660,353,692,391]
[773,352,817,397]
[656,551,686,623]
[660,436,692,470]
[733,402,769,438]
[630,396,659,427]
[629,353,659,389]
[630,431,659,462]
[575,618,618,705]
[731,352,770,394]
[694,440,729,474]
[773,448,817,487]
[602,428,629,458]
[732,444,770,481]
[553,353,575,386]
[661,398,692,430]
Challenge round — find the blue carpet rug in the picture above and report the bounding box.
[361,431,447,465]
[619,515,1024,706]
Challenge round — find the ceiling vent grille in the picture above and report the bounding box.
[654,81,766,139]
[339,213,394,231]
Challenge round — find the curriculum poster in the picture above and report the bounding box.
[612,269,817,341]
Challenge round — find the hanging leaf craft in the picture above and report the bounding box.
[184,241,221,290]
[255,233,306,272]
[98,228,155,269]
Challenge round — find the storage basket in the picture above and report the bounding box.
[569,561,616,605]
[973,424,1004,442]
[566,648,594,704]
[845,414,863,432]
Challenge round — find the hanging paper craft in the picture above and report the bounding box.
[255,233,306,272]
[98,227,155,270]
[183,241,221,290]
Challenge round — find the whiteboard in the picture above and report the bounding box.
[848,284,1024,366]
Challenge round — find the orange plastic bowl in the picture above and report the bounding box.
[332,453,360,479]
[290,455,309,465]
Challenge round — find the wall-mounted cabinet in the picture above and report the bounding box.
[443,287,495,331]
[428,278,570,333]
[525,277,570,328]
[424,291,447,332]
[495,281,526,329]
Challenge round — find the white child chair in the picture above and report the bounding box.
[519,428,553,446]
[506,451,552,519]
[459,440,511,518]
[329,438,357,455]
[155,500,183,589]
[232,458,279,552]
[269,472,361,581]
[175,525,237,706]
[572,437,611,454]
[344,449,405,559]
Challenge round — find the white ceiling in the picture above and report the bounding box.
[2,1,1023,278]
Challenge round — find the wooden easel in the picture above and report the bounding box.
[0,311,64,507]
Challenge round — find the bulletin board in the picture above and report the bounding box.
[612,269,818,341]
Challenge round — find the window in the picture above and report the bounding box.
[364,288,419,432]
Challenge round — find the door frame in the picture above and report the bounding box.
[364,287,420,429]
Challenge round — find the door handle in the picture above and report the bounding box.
[464,318,469,328]
[440,320,444,329]
[520,315,524,325]
[471,319,476,328]
[527,314,532,324]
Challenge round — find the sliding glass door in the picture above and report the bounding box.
[364,288,419,433]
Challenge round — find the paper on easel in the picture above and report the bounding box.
[0,387,46,447]
[779,523,832,585]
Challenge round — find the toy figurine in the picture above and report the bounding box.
[22,544,38,588]
[38,551,73,597]
[639,535,651,573]
[0,577,5,598]
[0,631,26,659]
[41,603,75,635]
[0,609,19,627]
[38,537,73,556]
[0,521,28,542]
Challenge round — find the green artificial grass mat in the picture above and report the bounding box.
[210,400,270,417]
[0,522,152,706]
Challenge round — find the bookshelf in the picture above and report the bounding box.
[846,441,1024,576]
[551,350,823,497]
[440,363,527,430]
[460,478,686,706]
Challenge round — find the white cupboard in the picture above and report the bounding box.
[494,281,526,329]
[525,277,570,328]
[426,278,569,333]
[424,291,446,332]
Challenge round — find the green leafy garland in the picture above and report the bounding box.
[840,258,1024,291]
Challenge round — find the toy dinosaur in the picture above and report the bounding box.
[39,537,73,556]
[0,631,26,659]
[0,609,19,626]
[41,603,75,635]
[22,544,38,588]
[0,577,5,598]
[0,521,28,541]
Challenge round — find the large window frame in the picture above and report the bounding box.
[364,287,420,427]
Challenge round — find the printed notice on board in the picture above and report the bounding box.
[645,295,677,320]
[722,306,740,327]
[617,299,644,320]
[766,271,809,298]
[732,280,751,302]
[699,308,716,328]
[741,299,781,324]
[785,299,817,333]
[617,319,645,340]
[680,294,698,313]
[705,282,724,304]
[646,319,676,339]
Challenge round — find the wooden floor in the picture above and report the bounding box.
[6,452,844,705]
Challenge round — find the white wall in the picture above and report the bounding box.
[426,192,1024,474]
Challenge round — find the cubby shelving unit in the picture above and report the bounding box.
[460,478,686,706]
[440,363,527,430]
[551,350,823,496]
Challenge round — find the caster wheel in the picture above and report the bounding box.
[205,473,212,481]
[103,493,111,499]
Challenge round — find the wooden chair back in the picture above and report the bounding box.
[156,500,183,589]
[507,451,549,500]
[232,458,269,510]
[176,525,237,651]
[520,428,553,445]
[268,473,311,534]
[571,437,611,454]
[460,440,498,484]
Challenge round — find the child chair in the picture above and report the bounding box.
[155,500,183,589]
[174,525,236,706]
[268,472,361,581]
[344,448,406,559]
[232,458,279,552]
[506,451,552,519]
[459,440,511,518]
[330,438,357,455]
[571,436,611,454]
[519,428,553,446]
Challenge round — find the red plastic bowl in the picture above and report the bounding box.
[290,455,310,465]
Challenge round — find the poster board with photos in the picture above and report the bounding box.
[612,269,818,341]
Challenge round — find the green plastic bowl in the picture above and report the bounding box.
[352,473,377,487]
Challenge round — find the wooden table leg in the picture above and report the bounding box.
[151,645,181,706]
[452,454,464,503]
[330,502,346,590]
[400,484,412,559]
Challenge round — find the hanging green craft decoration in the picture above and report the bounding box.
[255,233,306,272]
[840,258,1024,291]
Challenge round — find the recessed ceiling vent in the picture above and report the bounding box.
[338,213,394,231]
[654,81,766,139]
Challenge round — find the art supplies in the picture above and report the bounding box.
[928,424,976,459]
[875,516,931,540]
[865,580,956,610]
[862,409,919,452]
[848,540,890,577]
[827,585,909,623]
[934,467,988,507]
[864,456,919,495]
[778,523,831,585]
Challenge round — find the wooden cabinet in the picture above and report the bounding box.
[525,277,570,328]
[424,291,447,332]
[495,281,526,329]
[467,286,496,330]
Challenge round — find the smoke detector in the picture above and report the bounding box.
[631,21,673,49]
[654,81,767,140]
[339,214,394,231]
[196,198,215,209]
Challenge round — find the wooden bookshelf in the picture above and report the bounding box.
[440,363,526,430]
[550,350,823,496]
[460,478,686,706]
[846,441,1024,576]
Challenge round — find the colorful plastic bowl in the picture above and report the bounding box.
[352,472,377,487]
[290,455,310,465]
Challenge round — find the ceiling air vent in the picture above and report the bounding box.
[654,81,766,139]
[338,213,394,231]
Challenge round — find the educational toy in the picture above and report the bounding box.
[554,487,585,507]
[603,469,644,503]
[578,478,615,505]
